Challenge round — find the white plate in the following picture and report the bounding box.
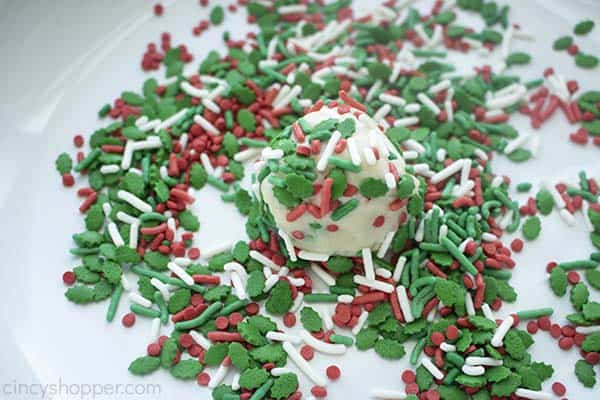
[1,1,600,399]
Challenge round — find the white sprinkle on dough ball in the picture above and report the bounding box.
[261,106,416,256]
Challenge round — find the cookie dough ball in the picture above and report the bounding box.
[260,102,417,257]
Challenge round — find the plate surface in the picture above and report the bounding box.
[1,1,600,399]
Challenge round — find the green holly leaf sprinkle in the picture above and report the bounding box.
[178,210,200,231]
[300,307,323,332]
[167,288,191,314]
[55,152,73,175]
[128,356,161,376]
[270,373,298,399]
[327,256,353,273]
[171,359,203,380]
[246,270,266,298]
[582,332,600,352]
[265,281,293,315]
[575,359,596,387]
[237,109,256,132]
[160,338,179,368]
[570,282,590,311]
[285,173,313,199]
[250,344,286,364]
[228,342,250,370]
[490,373,521,397]
[190,163,208,190]
[73,262,101,282]
[486,366,511,383]
[549,267,568,296]
[355,328,379,350]
[374,339,405,359]
[239,367,269,389]
[359,177,388,198]
[238,321,267,346]
[144,251,169,271]
[205,343,230,366]
[102,261,122,285]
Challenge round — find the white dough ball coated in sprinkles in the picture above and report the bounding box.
[260,100,418,256]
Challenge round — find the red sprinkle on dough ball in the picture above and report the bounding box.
[373,215,385,227]
[552,382,566,396]
[62,271,76,285]
[122,313,136,327]
[154,3,164,16]
[300,345,314,361]
[326,365,341,380]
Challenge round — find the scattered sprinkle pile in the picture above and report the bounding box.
[56,1,600,399]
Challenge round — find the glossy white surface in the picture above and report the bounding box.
[1,1,599,399]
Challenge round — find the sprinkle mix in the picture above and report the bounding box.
[56,1,600,399]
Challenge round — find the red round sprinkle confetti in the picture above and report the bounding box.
[73,134,84,148]
[567,271,580,284]
[405,383,419,395]
[62,173,75,187]
[326,365,341,380]
[558,336,574,350]
[62,271,76,285]
[510,238,523,252]
[283,312,297,328]
[445,325,459,341]
[245,302,259,315]
[526,321,539,334]
[430,331,445,346]
[311,386,327,398]
[550,324,562,338]
[538,316,551,331]
[215,316,229,330]
[300,345,314,361]
[228,312,244,327]
[122,312,136,328]
[179,333,194,348]
[552,382,566,396]
[585,351,600,365]
[154,3,164,16]
[188,247,200,259]
[546,262,557,273]
[401,370,416,384]
[197,372,210,386]
[147,342,161,356]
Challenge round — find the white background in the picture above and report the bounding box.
[0,0,599,399]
